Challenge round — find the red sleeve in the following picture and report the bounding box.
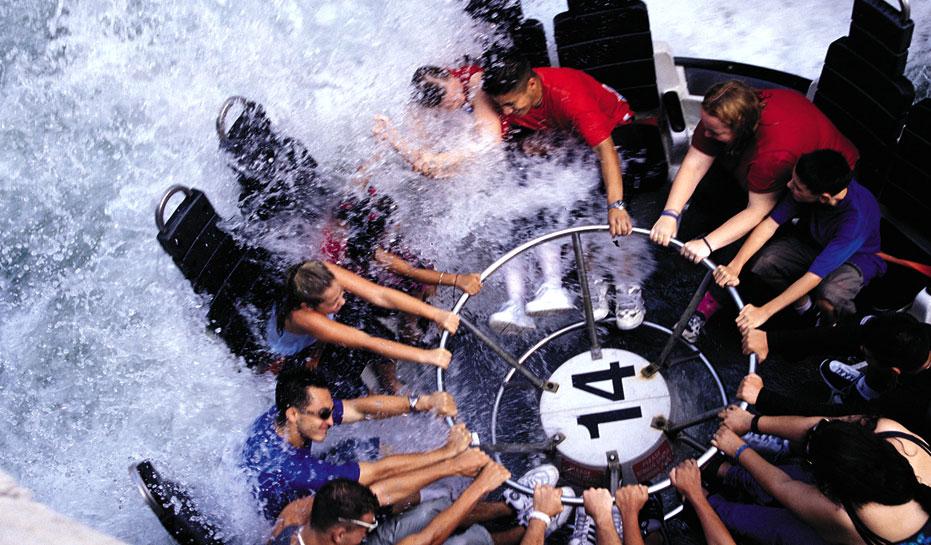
[562,92,619,148]
[690,120,723,156]
[745,150,795,193]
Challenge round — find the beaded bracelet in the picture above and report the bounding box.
[734,444,750,464]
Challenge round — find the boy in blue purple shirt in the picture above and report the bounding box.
[712,149,884,329]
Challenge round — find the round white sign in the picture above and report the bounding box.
[539,348,671,468]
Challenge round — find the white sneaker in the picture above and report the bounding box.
[489,301,536,335]
[681,312,706,344]
[504,464,559,521]
[569,505,623,545]
[818,359,863,394]
[525,283,575,316]
[590,280,610,321]
[741,432,790,462]
[614,283,645,330]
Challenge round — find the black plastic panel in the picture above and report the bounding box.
[557,34,654,69]
[848,21,910,77]
[515,18,551,67]
[849,0,913,54]
[554,6,650,45]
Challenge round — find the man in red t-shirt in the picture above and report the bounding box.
[483,58,635,237]
[480,54,646,334]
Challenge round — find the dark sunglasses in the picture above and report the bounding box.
[339,517,378,533]
[303,406,333,420]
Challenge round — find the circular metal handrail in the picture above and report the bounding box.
[435,225,756,508]
[155,184,193,233]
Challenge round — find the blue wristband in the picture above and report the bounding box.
[734,444,750,464]
[660,209,681,224]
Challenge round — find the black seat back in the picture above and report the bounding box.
[554,1,658,111]
[813,0,915,194]
[130,460,230,545]
[156,186,277,368]
[881,99,931,231]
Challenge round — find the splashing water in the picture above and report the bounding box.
[1,1,929,543]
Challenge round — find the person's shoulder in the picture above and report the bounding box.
[243,406,280,453]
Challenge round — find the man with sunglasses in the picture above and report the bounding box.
[270,478,380,545]
[242,366,482,521]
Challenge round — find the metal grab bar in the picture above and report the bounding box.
[155,185,193,233]
[899,0,910,22]
[216,96,249,143]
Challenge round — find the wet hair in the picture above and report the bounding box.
[701,80,762,154]
[276,260,335,334]
[275,366,330,427]
[309,479,379,532]
[862,313,931,373]
[806,420,931,541]
[411,65,451,108]
[481,50,533,97]
[794,149,852,195]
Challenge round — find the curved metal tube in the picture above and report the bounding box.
[155,185,193,233]
[436,225,753,506]
[216,96,249,143]
[899,0,911,22]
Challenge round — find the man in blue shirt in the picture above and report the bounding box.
[713,149,884,329]
[241,366,480,520]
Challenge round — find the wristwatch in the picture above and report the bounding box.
[609,199,628,211]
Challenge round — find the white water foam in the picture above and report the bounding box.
[0,1,928,543]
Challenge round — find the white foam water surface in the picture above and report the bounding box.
[0,1,928,543]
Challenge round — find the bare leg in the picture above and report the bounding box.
[536,243,563,287]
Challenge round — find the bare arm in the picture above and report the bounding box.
[325,262,458,333]
[713,216,780,287]
[670,460,736,545]
[712,426,852,541]
[357,425,470,487]
[614,486,645,545]
[705,190,780,250]
[342,392,457,423]
[651,146,716,246]
[736,272,822,331]
[396,462,510,545]
[366,448,489,508]
[374,248,482,295]
[594,137,632,237]
[683,190,780,262]
[720,404,824,443]
[291,310,449,368]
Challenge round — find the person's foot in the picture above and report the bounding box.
[819,359,864,395]
[569,504,624,545]
[590,280,610,321]
[638,494,663,536]
[503,464,559,518]
[741,432,790,463]
[525,283,575,316]
[489,301,536,335]
[680,312,706,344]
[615,283,645,330]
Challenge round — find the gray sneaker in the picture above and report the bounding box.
[681,312,706,344]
